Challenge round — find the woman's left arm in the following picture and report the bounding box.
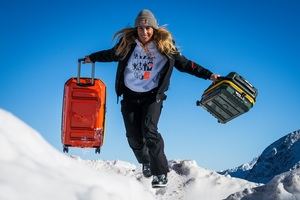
[173,52,219,80]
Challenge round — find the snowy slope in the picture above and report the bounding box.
[77,158,258,200]
[225,168,300,200]
[0,109,154,200]
[1,108,300,200]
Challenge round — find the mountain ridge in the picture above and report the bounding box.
[220,129,300,184]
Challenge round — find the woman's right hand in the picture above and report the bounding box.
[84,56,92,63]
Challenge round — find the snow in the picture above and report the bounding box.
[0,108,300,200]
[0,109,153,200]
[225,168,300,200]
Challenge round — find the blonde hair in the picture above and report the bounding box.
[113,27,178,59]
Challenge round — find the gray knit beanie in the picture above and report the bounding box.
[134,9,158,29]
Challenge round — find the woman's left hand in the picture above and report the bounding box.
[210,74,221,82]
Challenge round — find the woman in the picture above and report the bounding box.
[84,9,220,188]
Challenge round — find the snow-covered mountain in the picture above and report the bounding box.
[220,130,300,184]
[219,157,258,179]
[225,168,300,200]
[1,108,300,200]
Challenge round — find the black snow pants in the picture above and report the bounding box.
[121,88,169,175]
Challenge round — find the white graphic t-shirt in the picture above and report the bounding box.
[124,40,168,92]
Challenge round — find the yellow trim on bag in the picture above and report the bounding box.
[204,80,255,104]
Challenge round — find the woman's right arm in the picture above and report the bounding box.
[86,46,119,63]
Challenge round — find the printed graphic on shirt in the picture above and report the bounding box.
[124,41,167,92]
[131,51,155,80]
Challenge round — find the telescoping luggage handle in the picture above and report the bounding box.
[77,58,95,85]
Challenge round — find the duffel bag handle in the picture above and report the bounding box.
[77,58,95,85]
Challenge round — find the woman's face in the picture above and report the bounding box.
[137,26,154,45]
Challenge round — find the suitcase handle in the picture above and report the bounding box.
[77,58,95,85]
[216,76,226,81]
[218,73,257,98]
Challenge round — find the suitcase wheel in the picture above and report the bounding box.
[95,147,101,154]
[63,145,69,153]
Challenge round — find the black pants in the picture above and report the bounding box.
[121,91,169,175]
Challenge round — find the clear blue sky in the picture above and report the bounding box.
[0,0,299,171]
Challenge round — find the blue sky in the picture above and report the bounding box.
[0,0,299,171]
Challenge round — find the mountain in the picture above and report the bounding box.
[219,157,258,179]
[246,129,300,183]
[224,168,300,200]
[220,129,300,184]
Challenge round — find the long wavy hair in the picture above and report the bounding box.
[113,27,178,59]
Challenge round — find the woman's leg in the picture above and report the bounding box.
[141,100,169,175]
[121,99,150,164]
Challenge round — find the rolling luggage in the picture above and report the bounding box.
[61,59,106,153]
[197,72,258,124]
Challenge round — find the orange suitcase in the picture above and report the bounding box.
[61,59,106,154]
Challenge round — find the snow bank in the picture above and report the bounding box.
[76,159,259,200]
[0,109,154,200]
[174,160,259,200]
[225,168,300,200]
